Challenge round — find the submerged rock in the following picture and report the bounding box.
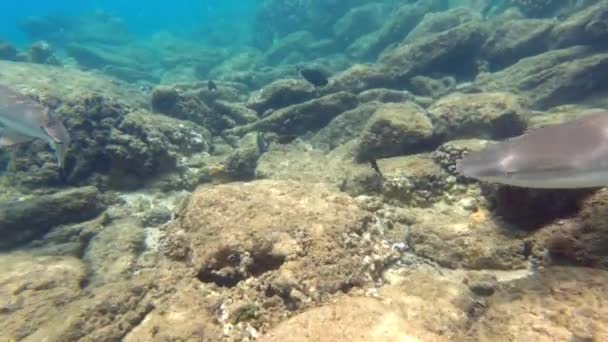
[222,132,264,180]
[310,102,381,151]
[465,267,608,340]
[427,92,529,141]
[481,18,554,69]
[325,64,394,94]
[83,217,145,285]
[150,85,212,125]
[476,46,608,109]
[151,84,254,134]
[333,3,386,46]
[27,40,60,65]
[549,0,608,48]
[408,204,530,270]
[347,0,448,59]
[264,31,316,64]
[246,79,316,115]
[357,88,415,104]
[534,188,608,268]
[260,274,471,341]
[378,21,489,82]
[433,139,490,176]
[162,180,394,317]
[355,102,434,161]
[255,142,381,196]
[0,40,18,61]
[404,7,481,44]
[0,186,103,249]
[0,254,87,340]
[409,75,456,98]
[228,92,359,138]
[378,154,452,207]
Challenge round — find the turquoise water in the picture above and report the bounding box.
[1,0,257,46]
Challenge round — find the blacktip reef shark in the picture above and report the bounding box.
[0,84,70,169]
[457,109,608,189]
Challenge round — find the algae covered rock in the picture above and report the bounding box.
[3,92,211,190]
[534,188,608,268]
[408,205,530,270]
[549,0,608,48]
[378,21,489,82]
[378,154,451,207]
[481,18,554,69]
[151,83,257,133]
[356,102,434,161]
[357,88,415,104]
[325,64,394,94]
[465,267,608,341]
[23,276,157,341]
[162,180,392,308]
[0,254,87,340]
[0,186,103,249]
[347,0,448,59]
[409,75,456,98]
[228,91,359,137]
[255,141,382,196]
[264,31,317,64]
[404,7,481,44]
[0,39,18,61]
[107,109,212,188]
[333,3,387,46]
[82,217,145,285]
[475,46,608,109]
[432,139,490,176]
[427,92,528,141]
[222,132,264,180]
[26,40,61,65]
[310,102,381,151]
[246,78,316,115]
[260,274,470,342]
[150,85,213,126]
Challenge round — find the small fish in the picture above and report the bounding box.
[370,159,383,177]
[298,66,329,87]
[208,80,218,91]
[0,85,70,169]
[257,131,269,153]
[457,110,608,188]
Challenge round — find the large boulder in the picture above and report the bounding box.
[2,92,211,190]
[481,18,555,69]
[378,21,489,83]
[246,79,316,115]
[161,180,394,309]
[0,186,103,249]
[377,154,452,207]
[549,0,608,48]
[476,46,608,109]
[333,3,387,46]
[0,255,87,340]
[310,102,382,151]
[347,0,449,59]
[404,7,481,44]
[355,102,434,161]
[426,92,529,141]
[227,92,359,137]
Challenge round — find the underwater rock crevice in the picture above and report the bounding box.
[196,246,286,288]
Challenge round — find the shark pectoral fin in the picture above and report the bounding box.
[0,130,36,147]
